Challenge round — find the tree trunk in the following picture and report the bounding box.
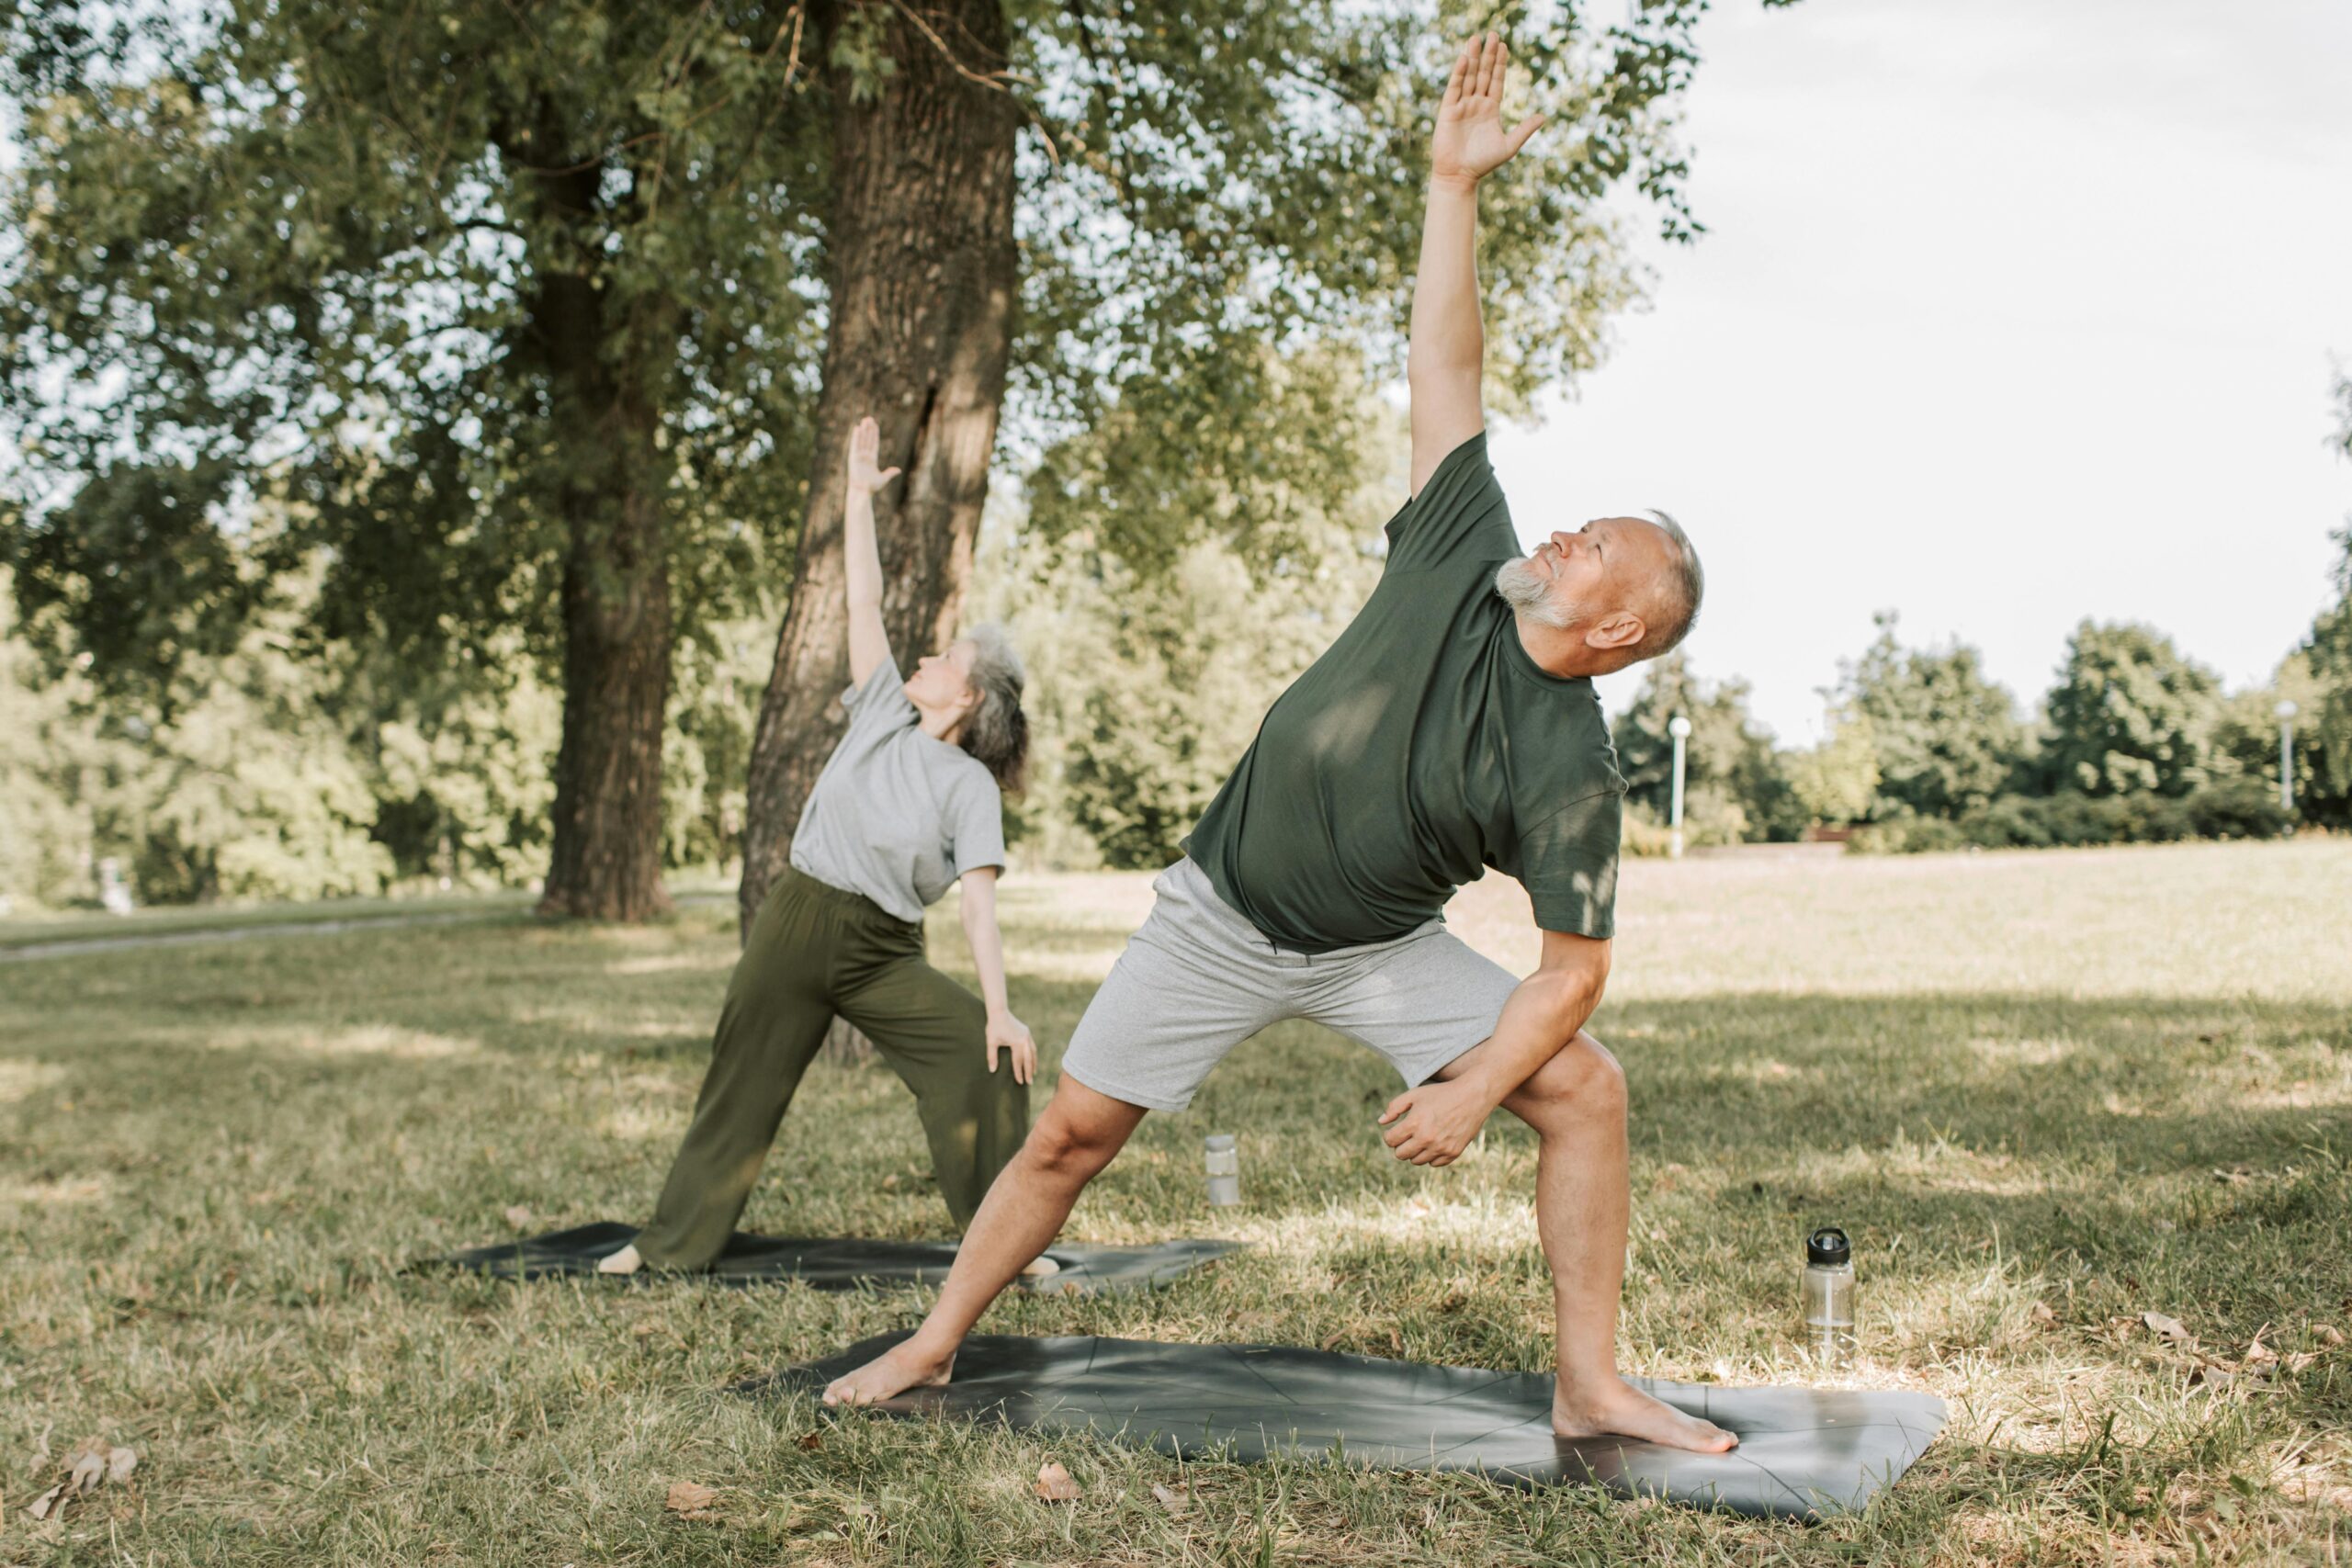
[531,231,678,921]
[537,467,675,921]
[738,0,1021,936]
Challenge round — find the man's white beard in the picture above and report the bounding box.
[1493,557,1577,630]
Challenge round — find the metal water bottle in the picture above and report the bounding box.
[1802,1226,1857,1367]
[1204,1134,1241,1207]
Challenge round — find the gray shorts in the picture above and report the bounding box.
[1058,858,1521,1112]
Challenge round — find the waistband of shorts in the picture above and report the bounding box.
[1169,856,1437,959]
[776,865,922,934]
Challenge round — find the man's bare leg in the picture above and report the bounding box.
[823,1076,1148,1404]
[1434,1031,1736,1452]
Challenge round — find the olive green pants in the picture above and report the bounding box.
[632,867,1028,1269]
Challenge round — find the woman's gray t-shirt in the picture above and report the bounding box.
[788,655,1007,922]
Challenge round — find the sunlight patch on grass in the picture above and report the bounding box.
[1971,1035,2075,1066]
[0,1059,68,1102]
[0,1172,111,1207]
[292,1023,483,1060]
[604,952,733,976]
[600,1100,686,1142]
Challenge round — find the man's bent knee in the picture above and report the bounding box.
[1020,1079,1144,1179]
[1513,1032,1627,1122]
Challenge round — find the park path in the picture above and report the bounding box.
[0,892,735,964]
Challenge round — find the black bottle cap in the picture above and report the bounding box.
[1806,1227,1851,1267]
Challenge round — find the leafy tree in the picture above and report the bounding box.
[2,0,828,920]
[981,392,1393,869]
[1833,614,2024,818]
[1613,652,1803,843]
[3,1,1781,927]
[1785,708,1879,827]
[718,0,1797,928]
[0,572,108,907]
[2040,621,2223,798]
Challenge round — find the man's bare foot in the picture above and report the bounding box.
[1553,1377,1738,1452]
[596,1244,643,1276]
[822,1338,956,1406]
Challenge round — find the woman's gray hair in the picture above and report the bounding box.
[957,622,1029,790]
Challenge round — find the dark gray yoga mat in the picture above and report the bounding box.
[754,1331,1945,1520]
[435,1223,1242,1295]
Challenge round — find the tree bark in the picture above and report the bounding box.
[527,157,679,922]
[537,453,675,922]
[738,0,1022,936]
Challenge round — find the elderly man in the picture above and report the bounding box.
[826,32,1727,1454]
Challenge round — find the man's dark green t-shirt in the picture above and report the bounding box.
[1182,433,1625,952]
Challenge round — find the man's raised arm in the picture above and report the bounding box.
[1408,33,1545,496]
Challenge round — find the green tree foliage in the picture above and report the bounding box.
[1784,708,1880,826]
[2041,620,2223,798]
[2301,525,2352,825]
[1832,614,2024,819]
[982,399,1394,870]
[1611,652,1804,844]
[3,0,1770,922]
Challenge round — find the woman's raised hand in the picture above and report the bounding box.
[846,415,902,495]
[985,1009,1036,1086]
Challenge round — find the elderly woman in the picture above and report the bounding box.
[603,415,1034,1273]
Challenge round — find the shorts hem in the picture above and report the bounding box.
[1059,1059,1194,1114]
[1391,1018,1509,1091]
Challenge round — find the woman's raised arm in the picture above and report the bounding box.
[843,415,900,685]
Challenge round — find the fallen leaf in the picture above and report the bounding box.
[1151,1482,1190,1516]
[665,1480,719,1516]
[797,1432,823,1452]
[2188,1362,2234,1390]
[1034,1461,1081,1503]
[107,1447,137,1483]
[2244,1336,2278,1369]
[2318,1325,2346,1348]
[1320,1330,1348,1352]
[2030,1302,2057,1325]
[880,1174,899,1190]
[27,1483,65,1521]
[503,1205,533,1227]
[2143,1311,2193,1345]
[67,1449,106,1495]
[1388,1327,1403,1353]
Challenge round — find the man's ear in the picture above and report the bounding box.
[1584,611,1645,651]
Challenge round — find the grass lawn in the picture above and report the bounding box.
[3,839,2348,1564]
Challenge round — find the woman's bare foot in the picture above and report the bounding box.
[596,1244,643,1276]
[822,1337,956,1406]
[1553,1376,1738,1452]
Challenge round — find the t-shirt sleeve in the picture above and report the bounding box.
[840,653,918,737]
[1511,787,1623,941]
[945,769,1007,878]
[1383,433,1518,572]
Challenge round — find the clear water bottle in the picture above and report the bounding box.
[1204,1134,1241,1207]
[1802,1226,1857,1368]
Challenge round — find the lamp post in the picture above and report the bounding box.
[1668,715,1692,859]
[2276,699,2299,815]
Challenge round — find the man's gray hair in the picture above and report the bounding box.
[958,622,1029,790]
[1636,509,1703,660]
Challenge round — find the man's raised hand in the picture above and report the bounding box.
[1430,32,1545,187]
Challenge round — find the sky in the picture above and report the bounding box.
[1485,0,2352,743]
